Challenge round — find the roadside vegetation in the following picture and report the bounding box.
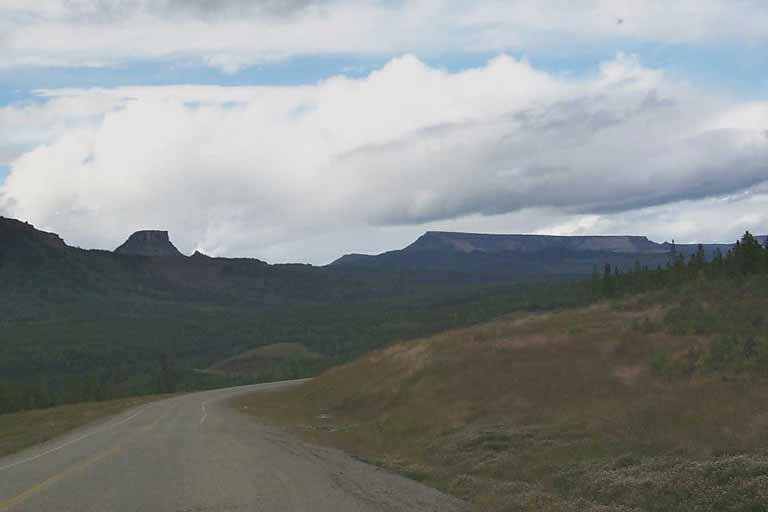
[239,232,768,511]
[0,395,158,458]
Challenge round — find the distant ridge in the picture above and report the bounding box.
[405,231,670,254]
[331,231,755,278]
[3,214,764,281]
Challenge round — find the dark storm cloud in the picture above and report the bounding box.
[335,91,768,226]
[160,0,325,18]
[60,0,327,22]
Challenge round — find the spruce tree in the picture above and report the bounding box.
[0,383,8,414]
[591,264,601,296]
[35,379,52,408]
[764,236,768,273]
[687,244,706,277]
[159,353,177,393]
[738,231,762,275]
[602,264,615,296]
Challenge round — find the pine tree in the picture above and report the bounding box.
[602,264,615,296]
[764,236,768,273]
[667,239,677,270]
[0,382,8,414]
[159,353,177,393]
[689,244,706,276]
[35,379,52,408]
[737,231,762,275]
[672,252,686,283]
[591,264,601,296]
[713,247,724,273]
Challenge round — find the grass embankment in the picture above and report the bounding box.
[207,342,326,378]
[238,279,768,511]
[0,396,158,458]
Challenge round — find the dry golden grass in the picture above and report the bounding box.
[237,295,768,511]
[0,396,158,459]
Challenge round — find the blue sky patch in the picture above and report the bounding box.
[1,43,766,110]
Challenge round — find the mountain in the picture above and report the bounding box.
[402,231,669,254]
[1,216,763,409]
[0,216,66,253]
[331,231,747,278]
[115,230,183,257]
[1,215,589,414]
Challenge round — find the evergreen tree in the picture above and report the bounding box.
[736,231,763,275]
[712,247,724,275]
[0,382,9,414]
[591,265,601,296]
[764,236,768,273]
[159,353,177,393]
[688,244,706,276]
[666,239,677,270]
[35,378,52,408]
[602,264,615,296]
[673,252,686,282]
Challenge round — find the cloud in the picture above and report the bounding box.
[0,54,767,263]
[0,94,124,165]
[1,1,768,71]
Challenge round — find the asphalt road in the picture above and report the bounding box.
[0,381,466,512]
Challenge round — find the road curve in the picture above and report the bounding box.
[0,381,466,512]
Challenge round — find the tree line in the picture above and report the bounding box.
[3,231,764,416]
[0,354,253,416]
[592,231,768,298]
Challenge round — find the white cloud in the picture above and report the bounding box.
[0,54,767,263]
[1,1,768,71]
[0,94,124,165]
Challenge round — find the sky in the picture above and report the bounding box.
[0,1,767,264]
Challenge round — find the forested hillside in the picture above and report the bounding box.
[3,214,764,422]
[0,217,592,414]
[332,231,746,277]
[243,232,768,512]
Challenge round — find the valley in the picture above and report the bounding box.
[3,215,768,511]
[0,216,595,413]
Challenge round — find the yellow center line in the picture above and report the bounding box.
[0,413,165,511]
[0,442,124,511]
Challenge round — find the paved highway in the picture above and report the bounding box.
[0,381,466,511]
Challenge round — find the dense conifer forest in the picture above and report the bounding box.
[2,230,766,416]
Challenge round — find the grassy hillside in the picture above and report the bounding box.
[238,275,768,511]
[207,342,326,379]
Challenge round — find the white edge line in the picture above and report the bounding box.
[200,401,209,425]
[0,406,146,472]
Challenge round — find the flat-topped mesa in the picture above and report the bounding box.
[114,230,183,257]
[406,231,669,254]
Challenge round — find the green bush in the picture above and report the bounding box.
[707,336,741,370]
[650,350,671,375]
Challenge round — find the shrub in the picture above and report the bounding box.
[706,336,741,371]
[650,350,671,375]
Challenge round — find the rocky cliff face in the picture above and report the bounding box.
[114,230,183,257]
